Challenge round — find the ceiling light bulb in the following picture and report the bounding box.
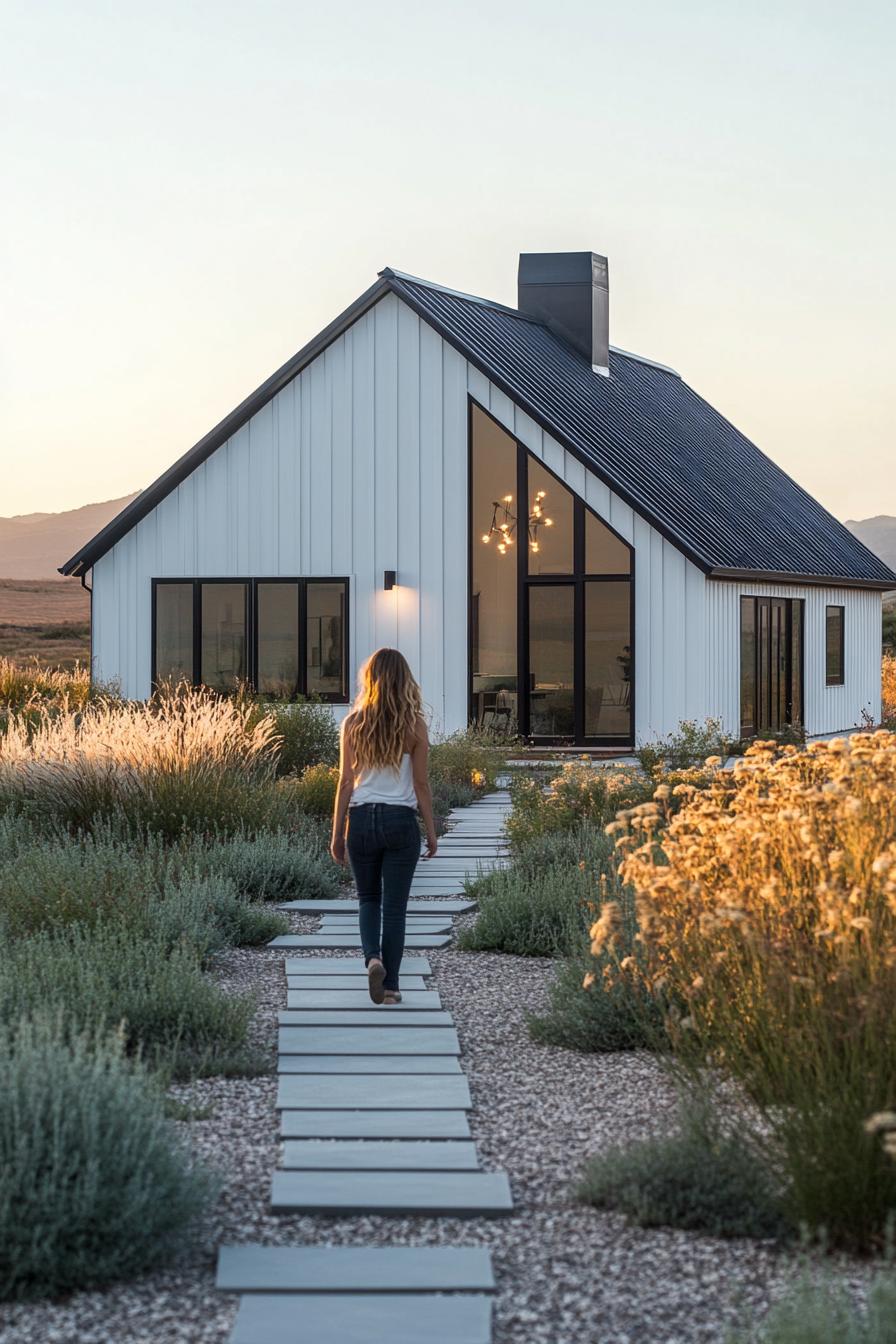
[482,534,491,543]
[503,494,513,503]
[545,518,553,526]
[532,541,539,552]
[498,543,506,554]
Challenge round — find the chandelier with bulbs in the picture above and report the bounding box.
[481,488,553,555]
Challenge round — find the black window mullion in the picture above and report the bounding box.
[192,581,201,686]
[516,442,529,735]
[573,501,585,744]
[298,579,308,698]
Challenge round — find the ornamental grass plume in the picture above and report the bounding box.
[613,731,896,1249]
[0,684,282,837]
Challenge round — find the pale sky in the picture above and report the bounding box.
[2,0,894,521]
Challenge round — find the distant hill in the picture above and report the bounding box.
[845,515,896,584]
[0,494,138,579]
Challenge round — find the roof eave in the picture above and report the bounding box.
[708,566,896,592]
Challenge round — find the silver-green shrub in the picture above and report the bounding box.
[0,924,256,1078]
[0,1015,215,1300]
[207,829,344,902]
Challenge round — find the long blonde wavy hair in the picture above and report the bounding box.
[348,648,423,770]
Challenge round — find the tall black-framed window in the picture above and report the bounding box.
[469,399,634,746]
[739,595,804,737]
[825,605,845,686]
[152,577,349,702]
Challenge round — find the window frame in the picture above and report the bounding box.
[825,604,845,687]
[151,576,350,702]
[467,397,635,747]
[739,594,804,737]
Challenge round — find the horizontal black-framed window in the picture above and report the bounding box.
[825,604,845,686]
[152,577,349,702]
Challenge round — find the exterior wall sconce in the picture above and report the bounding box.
[383,570,397,591]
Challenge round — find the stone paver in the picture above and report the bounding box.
[279,1010,455,1027]
[276,1074,472,1110]
[216,1244,495,1292]
[277,1056,462,1075]
[230,1292,492,1344]
[285,990,442,1010]
[278,1025,460,1054]
[278,899,476,913]
[270,1169,513,1216]
[279,1140,479,1171]
[284,957,431,975]
[279,1110,471,1139]
[285,974,428,990]
[273,933,451,950]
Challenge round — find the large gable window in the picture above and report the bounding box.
[153,578,348,701]
[470,401,634,745]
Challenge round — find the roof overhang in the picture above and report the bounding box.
[707,567,895,592]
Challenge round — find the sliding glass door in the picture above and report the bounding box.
[740,595,803,737]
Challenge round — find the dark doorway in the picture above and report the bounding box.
[740,596,803,737]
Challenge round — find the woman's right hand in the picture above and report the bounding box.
[424,831,438,859]
[330,836,346,865]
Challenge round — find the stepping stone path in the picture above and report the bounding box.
[217,791,513,1343]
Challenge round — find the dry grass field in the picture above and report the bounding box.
[0,580,90,669]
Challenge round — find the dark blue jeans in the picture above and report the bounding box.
[346,803,420,990]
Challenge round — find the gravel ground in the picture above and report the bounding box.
[0,901,877,1344]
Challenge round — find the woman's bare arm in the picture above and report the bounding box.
[411,717,438,858]
[330,716,355,864]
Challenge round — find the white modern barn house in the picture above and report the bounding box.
[62,252,895,748]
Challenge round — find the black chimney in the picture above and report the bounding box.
[517,252,609,375]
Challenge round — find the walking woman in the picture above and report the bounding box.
[330,649,438,1004]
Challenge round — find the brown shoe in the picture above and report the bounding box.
[367,958,386,1004]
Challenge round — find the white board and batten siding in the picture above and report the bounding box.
[90,290,882,742]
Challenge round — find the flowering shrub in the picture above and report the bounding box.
[505,763,654,851]
[882,654,896,728]
[614,733,896,1247]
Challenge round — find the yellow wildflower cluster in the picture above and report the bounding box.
[613,732,896,1071]
[883,654,896,728]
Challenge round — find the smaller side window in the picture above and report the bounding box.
[825,605,844,686]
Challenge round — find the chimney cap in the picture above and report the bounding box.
[518,251,607,286]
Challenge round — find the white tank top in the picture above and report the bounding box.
[350,753,418,809]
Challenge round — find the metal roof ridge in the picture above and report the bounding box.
[381,268,542,323]
[382,268,681,376]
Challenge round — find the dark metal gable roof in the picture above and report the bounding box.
[61,268,896,588]
[386,271,896,588]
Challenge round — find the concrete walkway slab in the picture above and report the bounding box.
[278,1056,462,1075]
[216,1243,494,1292]
[279,1109,471,1139]
[276,1074,471,1111]
[279,1140,479,1171]
[231,1292,491,1344]
[279,1010,455,1027]
[286,975,427,991]
[278,899,476,913]
[286,990,441,1011]
[273,934,450,950]
[286,983,429,994]
[278,1025,459,1054]
[271,1169,513,1216]
[284,957,431,975]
